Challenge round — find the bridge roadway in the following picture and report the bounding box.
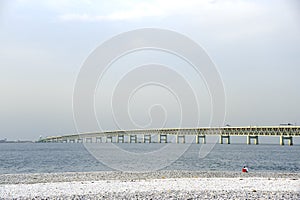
[39,126,300,145]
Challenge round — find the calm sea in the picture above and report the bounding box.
[0,143,299,174]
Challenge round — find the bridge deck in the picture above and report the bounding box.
[40,126,300,143]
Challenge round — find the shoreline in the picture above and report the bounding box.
[0,171,299,199]
[1,170,300,185]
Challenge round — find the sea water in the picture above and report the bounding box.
[0,143,299,174]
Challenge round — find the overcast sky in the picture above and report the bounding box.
[0,0,300,140]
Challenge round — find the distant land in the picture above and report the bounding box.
[0,139,33,143]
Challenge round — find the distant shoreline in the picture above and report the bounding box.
[0,140,33,143]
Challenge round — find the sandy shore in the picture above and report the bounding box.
[0,171,299,199]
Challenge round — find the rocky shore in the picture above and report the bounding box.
[0,171,299,199]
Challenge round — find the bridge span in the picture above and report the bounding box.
[39,126,300,145]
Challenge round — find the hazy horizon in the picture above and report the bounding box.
[1,0,300,140]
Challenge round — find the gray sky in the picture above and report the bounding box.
[0,0,300,140]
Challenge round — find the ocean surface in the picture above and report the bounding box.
[0,143,299,174]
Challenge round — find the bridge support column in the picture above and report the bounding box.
[86,138,92,143]
[117,135,124,143]
[196,135,206,144]
[176,135,185,143]
[159,134,167,143]
[247,135,259,145]
[220,135,230,144]
[280,136,293,146]
[106,136,113,143]
[69,139,75,143]
[96,137,102,143]
[129,135,137,143]
[143,134,151,143]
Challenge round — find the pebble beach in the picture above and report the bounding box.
[0,171,299,199]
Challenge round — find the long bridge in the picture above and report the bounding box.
[39,126,300,145]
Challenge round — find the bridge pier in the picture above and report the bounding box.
[86,138,92,143]
[159,134,168,143]
[196,135,206,144]
[117,135,125,143]
[220,135,230,144]
[176,135,185,143]
[96,137,102,143]
[130,135,137,143]
[69,139,75,143]
[247,135,259,145]
[52,138,58,143]
[280,135,293,146]
[106,136,113,143]
[143,134,151,143]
